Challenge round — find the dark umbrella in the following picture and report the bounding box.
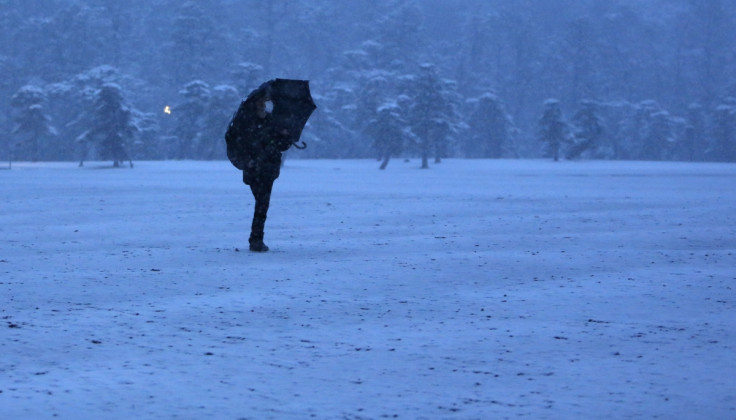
[226,79,316,170]
[268,79,317,149]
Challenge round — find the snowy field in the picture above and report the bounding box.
[1,158,735,419]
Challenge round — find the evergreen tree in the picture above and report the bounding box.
[230,62,264,98]
[683,103,707,161]
[81,83,135,167]
[128,110,160,160]
[330,41,394,158]
[2,1,736,162]
[367,101,411,170]
[48,65,136,162]
[203,84,240,160]
[638,101,675,161]
[538,99,568,161]
[10,85,55,162]
[615,101,648,160]
[174,80,211,159]
[595,101,630,159]
[710,100,736,161]
[357,73,392,134]
[466,93,515,158]
[405,64,456,168]
[567,100,603,159]
[615,100,673,160]
[301,86,355,159]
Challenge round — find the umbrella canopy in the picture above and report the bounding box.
[225,79,316,171]
[268,79,317,149]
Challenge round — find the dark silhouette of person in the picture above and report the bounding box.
[240,93,289,252]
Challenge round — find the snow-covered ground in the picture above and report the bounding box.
[1,159,734,419]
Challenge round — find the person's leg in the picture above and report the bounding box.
[249,177,274,252]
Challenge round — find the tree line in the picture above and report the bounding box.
[2,0,735,166]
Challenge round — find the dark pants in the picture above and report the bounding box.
[244,171,275,243]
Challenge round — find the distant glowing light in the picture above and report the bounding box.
[164,106,171,115]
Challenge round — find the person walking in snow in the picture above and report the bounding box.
[238,91,289,252]
[225,79,316,252]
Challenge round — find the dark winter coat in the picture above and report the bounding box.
[232,112,287,185]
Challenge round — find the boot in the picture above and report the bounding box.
[248,218,269,252]
[249,235,269,252]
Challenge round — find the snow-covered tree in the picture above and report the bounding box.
[465,92,515,158]
[614,100,680,161]
[682,103,707,161]
[357,73,399,166]
[640,108,676,161]
[404,64,458,168]
[328,42,394,158]
[298,88,351,159]
[80,83,135,167]
[46,65,140,162]
[173,80,211,160]
[230,62,264,98]
[2,1,735,162]
[614,100,675,161]
[367,101,412,170]
[595,101,627,160]
[203,84,240,160]
[10,85,56,162]
[606,101,642,160]
[567,100,604,159]
[538,99,568,161]
[128,110,160,160]
[710,100,736,161]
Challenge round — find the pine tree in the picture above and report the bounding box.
[204,84,240,160]
[639,102,675,161]
[48,65,135,162]
[616,100,672,161]
[128,110,160,160]
[367,101,411,170]
[567,100,603,159]
[10,85,56,162]
[332,41,394,158]
[406,64,456,168]
[538,99,568,161]
[83,83,135,167]
[710,100,736,161]
[174,80,211,159]
[683,103,707,161]
[230,62,264,98]
[466,93,515,158]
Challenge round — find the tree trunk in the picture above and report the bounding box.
[379,155,390,170]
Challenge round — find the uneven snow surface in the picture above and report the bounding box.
[1,159,735,419]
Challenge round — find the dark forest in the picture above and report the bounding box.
[2,0,735,164]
